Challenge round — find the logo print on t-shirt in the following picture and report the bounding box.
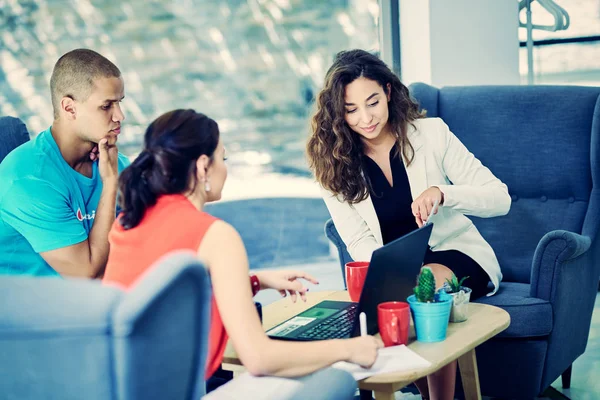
[76,208,96,222]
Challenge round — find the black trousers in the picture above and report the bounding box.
[206,366,233,393]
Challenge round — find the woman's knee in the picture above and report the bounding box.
[422,263,454,290]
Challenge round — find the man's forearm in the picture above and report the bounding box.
[88,180,118,278]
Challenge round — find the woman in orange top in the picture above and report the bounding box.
[103,109,382,390]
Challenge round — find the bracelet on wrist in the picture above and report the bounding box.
[250,274,261,296]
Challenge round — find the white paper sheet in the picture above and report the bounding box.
[332,345,431,380]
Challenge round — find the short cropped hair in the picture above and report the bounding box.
[50,49,121,119]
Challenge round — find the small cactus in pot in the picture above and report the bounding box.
[407,267,453,342]
[443,273,472,323]
[445,274,469,294]
[414,267,436,303]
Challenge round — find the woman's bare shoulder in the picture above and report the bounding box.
[203,219,241,242]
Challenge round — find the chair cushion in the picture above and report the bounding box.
[475,282,552,338]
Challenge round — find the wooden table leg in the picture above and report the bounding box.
[458,348,482,400]
[373,391,395,400]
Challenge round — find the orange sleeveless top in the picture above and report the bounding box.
[103,194,227,378]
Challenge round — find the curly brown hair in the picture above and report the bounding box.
[306,49,423,204]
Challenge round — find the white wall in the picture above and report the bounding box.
[399,0,520,86]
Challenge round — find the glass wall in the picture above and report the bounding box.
[518,0,600,85]
[0,0,380,199]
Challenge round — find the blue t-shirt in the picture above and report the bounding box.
[0,127,130,276]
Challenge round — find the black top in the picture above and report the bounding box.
[363,149,491,299]
[363,147,418,245]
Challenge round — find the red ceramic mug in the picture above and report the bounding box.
[377,301,410,347]
[345,261,369,302]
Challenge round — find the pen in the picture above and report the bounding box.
[424,199,440,225]
[360,312,367,336]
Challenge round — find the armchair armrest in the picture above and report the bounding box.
[111,250,212,400]
[530,230,591,301]
[204,368,357,400]
[529,230,600,389]
[324,219,353,287]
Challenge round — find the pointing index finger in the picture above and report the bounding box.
[289,271,320,285]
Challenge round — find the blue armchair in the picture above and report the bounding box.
[0,116,30,163]
[325,83,600,399]
[0,250,358,400]
[0,251,212,400]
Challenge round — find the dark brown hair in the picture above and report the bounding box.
[306,49,423,203]
[118,109,219,229]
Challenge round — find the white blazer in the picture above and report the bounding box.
[322,118,511,295]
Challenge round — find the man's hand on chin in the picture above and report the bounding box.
[97,136,119,184]
[89,133,117,161]
[89,145,99,161]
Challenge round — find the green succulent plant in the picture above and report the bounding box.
[414,267,436,303]
[445,273,469,294]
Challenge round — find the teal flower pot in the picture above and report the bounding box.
[407,291,452,343]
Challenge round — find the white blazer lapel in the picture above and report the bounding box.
[353,196,383,244]
[404,126,428,201]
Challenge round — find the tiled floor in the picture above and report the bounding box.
[254,260,600,400]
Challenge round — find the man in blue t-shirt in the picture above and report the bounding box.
[0,49,129,278]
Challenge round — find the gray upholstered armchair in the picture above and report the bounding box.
[0,251,213,400]
[325,83,600,399]
[0,251,358,400]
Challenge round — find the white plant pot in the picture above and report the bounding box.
[448,287,471,323]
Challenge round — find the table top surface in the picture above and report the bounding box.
[222,290,510,384]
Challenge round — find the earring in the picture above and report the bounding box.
[204,180,211,192]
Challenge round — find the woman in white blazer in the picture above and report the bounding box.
[306,50,511,400]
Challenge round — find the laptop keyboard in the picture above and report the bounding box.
[298,303,358,340]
